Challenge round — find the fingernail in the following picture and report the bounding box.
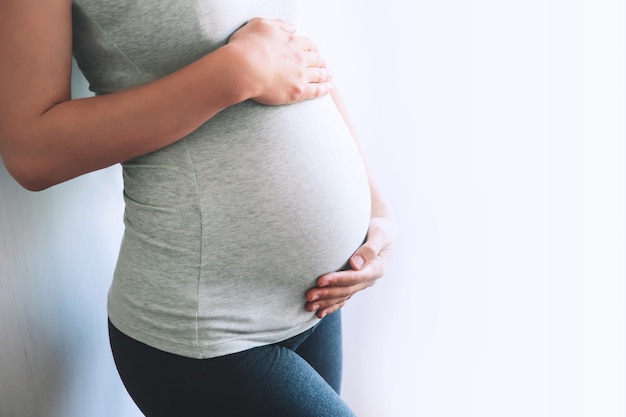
[310,294,319,301]
[352,255,365,269]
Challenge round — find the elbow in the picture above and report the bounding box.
[1,129,52,191]
[11,164,56,192]
[2,154,56,192]
[1,121,71,191]
[19,178,54,193]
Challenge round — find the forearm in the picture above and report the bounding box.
[6,46,248,191]
[1,1,332,191]
[331,89,393,220]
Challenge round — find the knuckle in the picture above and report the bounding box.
[351,270,364,283]
[319,69,328,83]
[361,244,378,260]
[294,49,304,60]
[251,17,269,28]
[288,84,304,101]
[315,53,326,67]
[317,288,331,299]
[312,84,323,98]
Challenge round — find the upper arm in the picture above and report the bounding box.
[0,0,72,156]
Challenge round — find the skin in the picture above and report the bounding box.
[0,0,394,319]
[306,90,395,318]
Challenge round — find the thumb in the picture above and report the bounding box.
[349,240,379,271]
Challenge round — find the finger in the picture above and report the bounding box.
[306,295,349,312]
[306,283,358,303]
[307,273,377,309]
[274,19,296,33]
[316,269,360,288]
[304,51,327,68]
[301,81,334,100]
[317,258,384,287]
[317,276,374,297]
[306,292,352,318]
[306,67,333,84]
[314,300,349,319]
[295,36,319,52]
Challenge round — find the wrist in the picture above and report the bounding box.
[217,43,262,103]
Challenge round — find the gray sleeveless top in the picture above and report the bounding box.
[72,0,371,359]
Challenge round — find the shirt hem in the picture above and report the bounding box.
[107,310,321,359]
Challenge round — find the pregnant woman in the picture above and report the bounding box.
[0,1,394,416]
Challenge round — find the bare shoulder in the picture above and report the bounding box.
[0,0,72,137]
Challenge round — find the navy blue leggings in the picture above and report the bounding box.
[109,311,356,417]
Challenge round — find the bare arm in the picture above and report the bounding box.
[306,88,396,318]
[329,89,394,220]
[0,1,332,191]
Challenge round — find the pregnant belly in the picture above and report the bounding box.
[192,97,371,311]
[117,96,371,336]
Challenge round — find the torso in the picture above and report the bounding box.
[72,0,371,359]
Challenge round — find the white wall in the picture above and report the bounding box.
[335,1,626,417]
[0,63,139,416]
[1,1,624,417]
